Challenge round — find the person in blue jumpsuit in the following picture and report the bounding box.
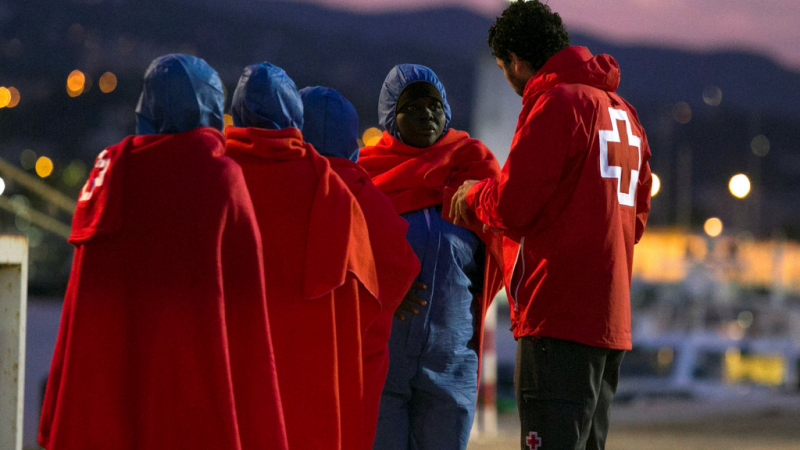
[372,66,486,450]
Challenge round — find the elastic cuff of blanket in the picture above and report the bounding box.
[466,179,489,209]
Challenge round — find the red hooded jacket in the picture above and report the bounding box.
[225,126,380,450]
[39,128,288,450]
[327,157,420,450]
[467,47,652,350]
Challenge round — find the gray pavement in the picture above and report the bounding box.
[468,394,800,449]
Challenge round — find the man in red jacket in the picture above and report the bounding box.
[451,2,652,449]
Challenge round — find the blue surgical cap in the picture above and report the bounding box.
[378,64,451,139]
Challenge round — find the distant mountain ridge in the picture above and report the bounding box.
[185,0,800,119]
[1,0,799,246]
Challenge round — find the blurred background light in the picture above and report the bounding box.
[651,173,661,197]
[62,160,87,186]
[11,194,31,232]
[702,85,722,106]
[118,35,136,55]
[738,311,754,329]
[24,227,44,248]
[11,194,30,210]
[657,347,674,367]
[20,149,37,170]
[0,176,5,196]
[15,211,31,231]
[751,135,770,157]
[0,87,10,108]
[67,70,85,91]
[68,23,85,43]
[672,101,692,124]
[35,156,54,178]
[67,70,85,97]
[99,72,117,93]
[7,87,20,108]
[729,174,751,198]
[362,127,382,146]
[704,217,723,237]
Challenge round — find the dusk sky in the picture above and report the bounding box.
[302,0,800,71]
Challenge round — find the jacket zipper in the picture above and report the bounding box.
[510,237,525,316]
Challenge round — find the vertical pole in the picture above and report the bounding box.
[0,235,28,450]
[481,298,498,437]
[676,148,692,229]
[771,235,786,308]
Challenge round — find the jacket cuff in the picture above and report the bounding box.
[466,179,489,209]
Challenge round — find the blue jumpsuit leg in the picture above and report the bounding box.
[408,355,478,450]
[374,339,417,450]
[375,208,483,450]
[374,209,440,450]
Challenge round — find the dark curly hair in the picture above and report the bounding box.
[488,0,571,71]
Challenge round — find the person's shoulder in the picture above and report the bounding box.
[329,160,367,194]
[614,95,643,122]
[205,155,249,197]
[532,84,611,121]
[543,83,599,103]
[447,129,490,149]
[210,154,244,178]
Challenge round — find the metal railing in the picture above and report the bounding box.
[0,156,73,238]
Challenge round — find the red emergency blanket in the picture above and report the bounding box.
[359,129,505,386]
[225,126,379,450]
[39,127,288,450]
[327,157,420,449]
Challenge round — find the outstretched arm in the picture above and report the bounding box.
[455,92,574,231]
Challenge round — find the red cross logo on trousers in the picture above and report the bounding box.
[526,431,542,450]
[599,107,641,207]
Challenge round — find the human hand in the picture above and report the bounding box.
[394,281,427,320]
[449,180,479,227]
[482,223,503,233]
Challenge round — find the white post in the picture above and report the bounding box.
[471,295,500,440]
[770,238,786,308]
[481,298,499,437]
[0,235,28,450]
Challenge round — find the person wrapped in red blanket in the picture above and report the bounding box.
[39,54,288,450]
[299,85,421,450]
[359,64,504,450]
[225,63,380,450]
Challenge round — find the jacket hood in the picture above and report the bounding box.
[135,54,225,135]
[378,64,451,139]
[299,86,360,162]
[524,46,620,99]
[231,62,303,130]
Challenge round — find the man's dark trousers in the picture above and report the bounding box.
[515,336,625,450]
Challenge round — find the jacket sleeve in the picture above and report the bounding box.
[466,91,575,231]
[634,132,652,244]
